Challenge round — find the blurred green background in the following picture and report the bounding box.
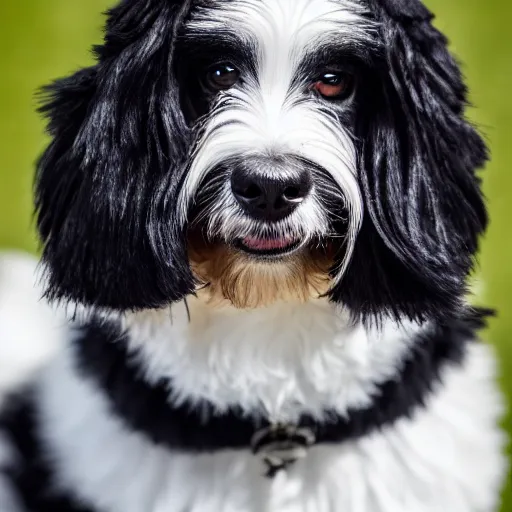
[0,0,510,508]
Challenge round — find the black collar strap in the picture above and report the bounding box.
[73,309,488,470]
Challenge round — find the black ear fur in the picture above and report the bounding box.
[330,0,488,322]
[36,0,196,309]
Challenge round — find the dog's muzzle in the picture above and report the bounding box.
[189,153,346,260]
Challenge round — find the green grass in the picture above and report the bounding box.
[0,1,511,508]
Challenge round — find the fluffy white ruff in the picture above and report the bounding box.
[121,298,420,422]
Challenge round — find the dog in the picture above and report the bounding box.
[0,0,508,510]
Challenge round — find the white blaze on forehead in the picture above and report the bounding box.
[188,0,372,48]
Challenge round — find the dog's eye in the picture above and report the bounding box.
[205,63,240,91]
[311,72,354,100]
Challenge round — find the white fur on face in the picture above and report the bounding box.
[179,0,376,279]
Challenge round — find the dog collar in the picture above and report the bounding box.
[74,310,486,476]
[251,423,316,477]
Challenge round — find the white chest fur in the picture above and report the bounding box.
[34,298,506,512]
[121,298,420,422]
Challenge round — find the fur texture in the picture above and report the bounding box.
[0,0,507,510]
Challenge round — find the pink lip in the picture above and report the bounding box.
[241,236,297,252]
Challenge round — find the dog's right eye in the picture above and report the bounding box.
[205,63,240,91]
[311,71,355,100]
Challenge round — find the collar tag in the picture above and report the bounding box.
[251,423,316,478]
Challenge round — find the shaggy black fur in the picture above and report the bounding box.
[333,0,488,323]
[36,0,195,310]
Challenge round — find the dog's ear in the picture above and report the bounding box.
[330,0,488,322]
[36,0,196,309]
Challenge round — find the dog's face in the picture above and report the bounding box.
[35,0,488,322]
[177,0,374,308]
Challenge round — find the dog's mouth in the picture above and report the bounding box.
[234,235,303,258]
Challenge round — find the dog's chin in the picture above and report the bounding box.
[188,232,335,310]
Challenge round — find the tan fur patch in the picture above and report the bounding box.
[189,236,334,309]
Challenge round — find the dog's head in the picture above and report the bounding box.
[36,0,487,322]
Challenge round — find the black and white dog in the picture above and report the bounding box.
[0,0,508,510]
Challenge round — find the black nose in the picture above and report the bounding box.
[231,165,312,222]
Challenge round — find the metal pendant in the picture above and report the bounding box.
[251,423,316,478]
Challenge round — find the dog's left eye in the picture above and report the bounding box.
[311,72,354,100]
[205,63,240,91]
